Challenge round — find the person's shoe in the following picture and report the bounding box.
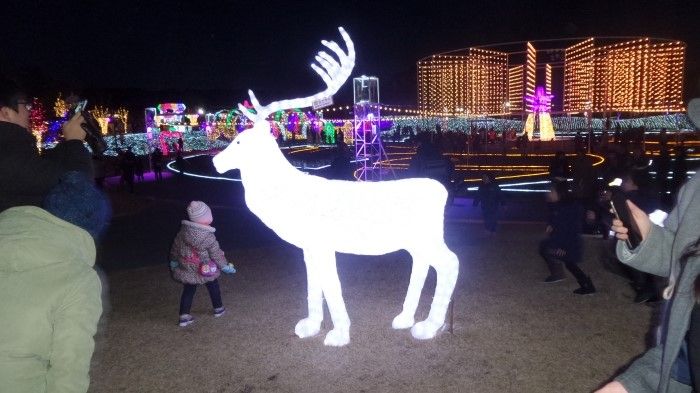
[213,307,226,318]
[573,286,596,295]
[179,314,195,327]
[573,278,596,295]
[573,276,596,295]
[543,275,566,283]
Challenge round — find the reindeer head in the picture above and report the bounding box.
[213,27,355,174]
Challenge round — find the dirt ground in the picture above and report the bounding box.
[89,182,657,393]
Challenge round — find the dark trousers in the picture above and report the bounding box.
[539,240,588,283]
[482,208,498,233]
[179,279,223,315]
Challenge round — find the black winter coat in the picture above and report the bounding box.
[0,121,93,212]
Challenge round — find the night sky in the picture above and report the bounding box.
[2,0,699,108]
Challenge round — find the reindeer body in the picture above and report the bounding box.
[213,27,459,346]
[244,158,448,255]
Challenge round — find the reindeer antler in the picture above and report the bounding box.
[237,26,355,124]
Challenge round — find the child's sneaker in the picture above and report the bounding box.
[213,307,226,318]
[179,314,195,327]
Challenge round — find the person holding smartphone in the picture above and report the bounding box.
[596,172,700,393]
[0,76,93,212]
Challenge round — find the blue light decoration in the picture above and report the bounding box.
[41,130,230,157]
[44,120,64,144]
[354,114,696,136]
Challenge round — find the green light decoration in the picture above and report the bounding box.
[323,122,336,144]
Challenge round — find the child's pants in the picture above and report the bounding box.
[179,279,223,315]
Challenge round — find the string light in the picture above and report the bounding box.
[114,107,129,132]
[53,93,68,118]
[418,37,685,118]
[89,106,111,135]
[30,98,48,151]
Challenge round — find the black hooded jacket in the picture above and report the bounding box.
[0,121,93,212]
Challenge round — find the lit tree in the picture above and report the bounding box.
[30,98,48,150]
[115,107,129,133]
[89,105,110,135]
[53,93,68,118]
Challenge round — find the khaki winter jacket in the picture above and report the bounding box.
[0,206,102,393]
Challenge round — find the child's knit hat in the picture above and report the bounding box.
[187,201,212,224]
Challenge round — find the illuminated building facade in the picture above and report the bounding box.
[508,65,524,112]
[593,38,685,113]
[524,42,537,112]
[565,37,685,113]
[418,48,508,116]
[420,37,686,119]
[563,38,595,113]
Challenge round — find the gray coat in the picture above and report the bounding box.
[169,220,228,285]
[615,173,700,393]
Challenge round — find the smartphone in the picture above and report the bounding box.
[74,99,88,114]
[609,192,642,249]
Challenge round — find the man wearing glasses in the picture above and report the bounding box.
[0,76,93,211]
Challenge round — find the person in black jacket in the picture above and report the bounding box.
[0,76,93,211]
[540,180,596,295]
[473,173,502,234]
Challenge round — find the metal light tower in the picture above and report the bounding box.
[353,76,389,181]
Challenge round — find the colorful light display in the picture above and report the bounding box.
[30,98,47,150]
[213,27,459,347]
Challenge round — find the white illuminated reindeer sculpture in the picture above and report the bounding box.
[213,27,459,347]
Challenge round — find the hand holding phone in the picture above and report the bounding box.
[67,99,107,155]
[609,192,643,249]
[74,99,88,114]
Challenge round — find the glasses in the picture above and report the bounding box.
[16,101,32,111]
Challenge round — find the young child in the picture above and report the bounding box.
[170,201,235,326]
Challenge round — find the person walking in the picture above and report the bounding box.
[472,173,502,234]
[539,180,596,295]
[169,201,235,327]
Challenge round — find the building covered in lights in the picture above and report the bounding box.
[418,37,686,119]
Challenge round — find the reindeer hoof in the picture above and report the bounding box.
[391,313,415,329]
[411,319,443,340]
[323,328,350,347]
[294,318,322,338]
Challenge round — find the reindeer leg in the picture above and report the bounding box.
[412,245,459,340]
[392,252,430,330]
[317,252,350,347]
[294,250,323,339]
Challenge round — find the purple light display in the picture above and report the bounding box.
[525,86,554,114]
